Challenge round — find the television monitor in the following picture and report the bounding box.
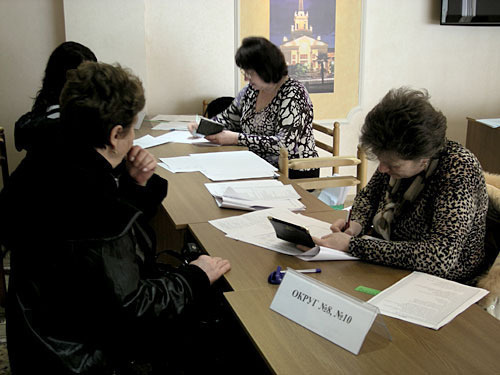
[441,0,500,25]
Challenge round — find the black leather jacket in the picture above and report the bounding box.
[0,143,210,374]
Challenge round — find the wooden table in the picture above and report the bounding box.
[224,287,500,375]
[191,209,500,374]
[189,211,347,291]
[137,125,333,249]
[138,125,500,374]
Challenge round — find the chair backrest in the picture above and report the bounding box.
[202,97,234,119]
[0,127,9,187]
[278,121,367,194]
[312,121,340,174]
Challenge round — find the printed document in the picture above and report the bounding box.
[209,208,358,261]
[205,180,304,211]
[368,271,489,329]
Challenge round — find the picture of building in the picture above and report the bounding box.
[271,0,336,93]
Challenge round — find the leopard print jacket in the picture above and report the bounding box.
[213,78,318,167]
[349,140,488,283]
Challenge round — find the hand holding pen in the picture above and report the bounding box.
[329,210,361,237]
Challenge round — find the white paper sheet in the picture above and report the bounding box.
[152,122,189,131]
[368,271,489,330]
[159,156,202,172]
[208,208,358,260]
[205,180,283,197]
[223,184,300,201]
[477,118,500,128]
[134,131,212,149]
[150,114,197,122]
[191,150,277,181]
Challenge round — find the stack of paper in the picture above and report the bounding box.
[205,180,305,211]
[208,207,358,261]
[368,272,489,330]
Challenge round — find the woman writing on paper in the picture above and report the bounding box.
[309,88,488,283]
[189,36,319,178]
[0,62,231,373]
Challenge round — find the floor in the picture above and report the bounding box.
[0,307,9,375]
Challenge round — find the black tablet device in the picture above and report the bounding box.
[196,116,224,136]
[268,216,315,248]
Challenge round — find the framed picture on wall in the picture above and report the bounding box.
[238,0,362,120]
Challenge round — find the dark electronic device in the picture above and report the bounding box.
[268,216,315,248]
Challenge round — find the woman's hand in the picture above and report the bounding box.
[187,121,198,135]
[190,255,231,285]
[312,232,351,252]
[296,232,352,253]
[330,218,362,237]
[205,130,239,145]
[126,145,157,186]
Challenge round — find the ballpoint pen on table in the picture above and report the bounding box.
[268,266,321,285]
[279,268,321,274]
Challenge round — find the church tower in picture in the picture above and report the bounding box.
[279,0,334,93]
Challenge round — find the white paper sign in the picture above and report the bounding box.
[270,269,383,355]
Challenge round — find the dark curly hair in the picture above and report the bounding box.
[32,41,97,116]
[235,37,288,83]
[360,87,447,160]
[60,62,145,149]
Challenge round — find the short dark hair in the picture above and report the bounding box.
[360,87,447,160]
[235,37,288,83]
[33,41,97,116]
[60,62,145,149]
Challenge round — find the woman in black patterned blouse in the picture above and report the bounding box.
[189,36,319,178]
[308,88,488,283]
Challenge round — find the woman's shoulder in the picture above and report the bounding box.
[442,140,482,169]
[438,139,484,182]
[280,77,312,102]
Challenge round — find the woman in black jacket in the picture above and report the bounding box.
[0,62,230,374]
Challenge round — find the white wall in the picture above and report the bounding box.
[1,0,499,187]
[63,0,235,117]
[144,0,235,116]
[0,0,65,188]
[339,0,500,180]
[64,0,148,93]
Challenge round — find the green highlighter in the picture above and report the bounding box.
[355,285,381,296]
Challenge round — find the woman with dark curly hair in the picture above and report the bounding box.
[14,41,97,152]
[309,87,488,283]
[189,36,318,178]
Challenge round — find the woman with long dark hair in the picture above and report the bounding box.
[14,41,97,152]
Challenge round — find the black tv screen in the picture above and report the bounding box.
[441,0,500,25]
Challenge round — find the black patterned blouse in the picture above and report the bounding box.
[349,140,488,283]
[213,77,318,167]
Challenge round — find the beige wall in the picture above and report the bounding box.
[1,0,499,189]
[346,0,500,180]
[0,0,65,188]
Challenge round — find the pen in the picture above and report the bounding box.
[343,209,352,231]
[279,268,321,274]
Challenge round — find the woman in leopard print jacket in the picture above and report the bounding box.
[312,88,488,283]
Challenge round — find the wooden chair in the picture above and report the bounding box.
[279,121,367,195]
[0,127,9,307]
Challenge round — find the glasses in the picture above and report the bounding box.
[240,69,253,79]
